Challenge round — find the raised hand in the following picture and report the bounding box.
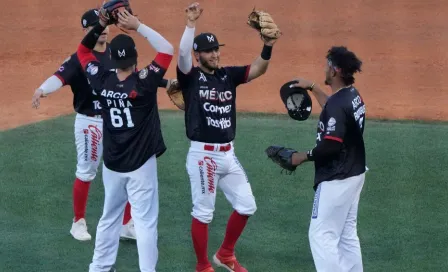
[185,2,203,25]
[117,10,141,31]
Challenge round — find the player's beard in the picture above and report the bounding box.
[199,55,219,72]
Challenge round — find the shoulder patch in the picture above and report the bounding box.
[139,68,148,79]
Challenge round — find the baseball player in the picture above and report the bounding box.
[289,46,366,271]
[76,3,174,271]
[176,3,280,272]
[31,8,174,242]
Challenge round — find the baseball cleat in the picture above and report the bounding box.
[120,219,136,240]
[213,253,247,272]
[70,218,92,241]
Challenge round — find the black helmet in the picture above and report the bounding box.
[280,80,312,121]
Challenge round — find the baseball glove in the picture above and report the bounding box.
[99,0,133,26]
[265,145,298,174]
[247,8,282,42]
[166,79,184,111]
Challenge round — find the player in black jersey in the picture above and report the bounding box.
[176,3,280,272]
[289,46,366,272]
[31,8,137,242]
[31,8,176,243]
[76,8,173,272]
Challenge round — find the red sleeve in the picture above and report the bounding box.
[324,135,343,143]
[77,44,97,71]
[243,65,250,83]
[154,53,173,70]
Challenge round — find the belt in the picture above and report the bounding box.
[87,114,102,119]
[203,143,231,152]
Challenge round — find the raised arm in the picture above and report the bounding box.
[178,2,203,74]
[246,11,282,82]
[290,79,329,108]
[116,10,174,69]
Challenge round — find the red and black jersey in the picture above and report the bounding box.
[54,44,113,116]
[176,65,250,144]
[77,44,172,172]
[313,86,367,187]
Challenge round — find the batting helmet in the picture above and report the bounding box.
[280,80,312,121]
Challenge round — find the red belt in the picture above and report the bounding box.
[204,144,231,152]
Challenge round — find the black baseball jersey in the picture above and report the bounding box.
[176,65,250,143]
[78,44,172,172]
[313,86,366,188]
[54,44,113,116]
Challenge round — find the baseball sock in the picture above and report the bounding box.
[73,178,91,222]
[192,218,211,270]
[123,201,132,225]
[218,210,249,257]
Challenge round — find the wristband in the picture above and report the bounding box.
[81,23,106,50]
[261,44,273,60]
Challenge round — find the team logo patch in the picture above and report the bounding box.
[129,90,138,99]
[83,19,87,27]
[139,68,148,79]
[327,117,336,132]
[86,63,98,75]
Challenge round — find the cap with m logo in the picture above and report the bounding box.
[110,34,138,69]
[193,32,225,52]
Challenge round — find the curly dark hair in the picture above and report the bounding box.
[326,46,362,85]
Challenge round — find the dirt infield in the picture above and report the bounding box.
[1,0,447,130]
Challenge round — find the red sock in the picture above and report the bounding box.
[218,211,249,257]
[123,202,132,225]
[73,178,91,222]
[192,218,211,270]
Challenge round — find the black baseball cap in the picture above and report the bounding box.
[110,34,138,69]
[280,80,313,121]
[81,9,100,28]
[193,32,225,52]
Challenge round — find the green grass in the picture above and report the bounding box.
[1,110,448,272]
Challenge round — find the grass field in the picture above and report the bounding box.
[1,110,448,272]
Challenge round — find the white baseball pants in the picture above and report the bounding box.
[309,172,365,272]
[89,155,159,272]
[74,113,103,182]
[186,141,257,224]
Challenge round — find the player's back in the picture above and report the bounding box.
[315,86,366,184]
[97,65,167,173]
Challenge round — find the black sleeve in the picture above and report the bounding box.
[307,139,342,162]
[53,55,78,86]
[137,53,172,92]
[322,101,347,143]
[76,23,111,91]
[224,65,251,87]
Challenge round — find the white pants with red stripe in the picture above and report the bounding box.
[186,141,257,224]
[74,113,103,182]
[309,172,366,272]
